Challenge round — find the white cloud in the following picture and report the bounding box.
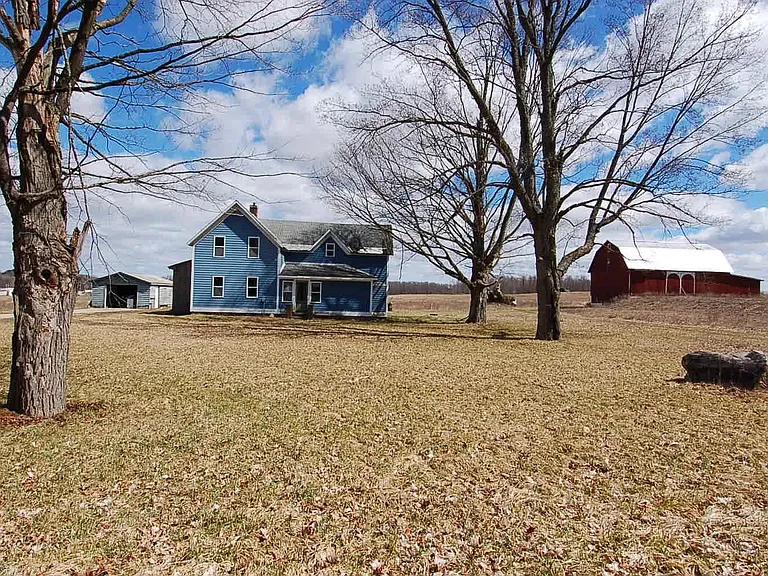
[153,0,328,60]
[6,1,768,289]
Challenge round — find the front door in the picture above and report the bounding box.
[295,281,309,313]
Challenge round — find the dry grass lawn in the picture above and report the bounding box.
[1,298,768,575]
[579,293,768,332]
[0,294,92,314]
[391,292,591,313]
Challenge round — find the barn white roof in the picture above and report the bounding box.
[611,241,735,274]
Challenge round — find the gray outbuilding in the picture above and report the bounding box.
[91,272,173,309]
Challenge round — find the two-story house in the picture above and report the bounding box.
[172,202,392,316]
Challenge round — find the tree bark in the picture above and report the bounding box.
[682,350,767,389]
[6,87,78,418]
[467,284,488,324]
[533,226,562,341]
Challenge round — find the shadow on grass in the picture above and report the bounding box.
[0,401,111,430]
[89,312,535,342]
[190,320,534,342]
[146,309,176,316]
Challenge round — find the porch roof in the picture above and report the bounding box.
[279,262,375,280]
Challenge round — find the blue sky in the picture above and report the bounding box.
[0,0,765,286]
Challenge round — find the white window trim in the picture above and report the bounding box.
[246,276,259,298]
[281,279,294,303]
[325,242,335,257]
[213,236,226,258]
[309,281,322,304]
[212,275,225,298]
[247,236,260,259]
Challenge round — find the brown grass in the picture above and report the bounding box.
[576,293,768,332]
[0,294,92,314]
[391,291,591,313]
[1,299,768,575]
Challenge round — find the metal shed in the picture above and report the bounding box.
[91,272,173,309]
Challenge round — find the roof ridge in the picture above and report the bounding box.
[614,240,716,248]
[259,217,381,228]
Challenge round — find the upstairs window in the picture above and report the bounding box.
[248,236,260,258]
[246,277,259,298]
[282,280,293,303]
[212,276,224,298]
[310,281,322,304]
[213,236,225,258]
[325,242,335,258]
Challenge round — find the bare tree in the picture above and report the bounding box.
[1,0,327,417]
[321,65,524,323]
[364,0,766,339]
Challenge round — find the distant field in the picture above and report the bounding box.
[392,292,768,331]
[1,296,768,574]
[0,293,92,313]
[579,293,768,332]
[391,291,591,313]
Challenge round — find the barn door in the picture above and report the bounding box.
[681,274,695,295]
[667,273,681,295]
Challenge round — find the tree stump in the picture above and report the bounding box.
[682,350,767,389]
[488,283,504,303]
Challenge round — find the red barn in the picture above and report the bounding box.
[589,241,761,303]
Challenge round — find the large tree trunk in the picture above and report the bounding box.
[467,283,488,324]
[533,226,561,341]
[6,89,78,418]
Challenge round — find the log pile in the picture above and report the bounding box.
[682,350,767,389]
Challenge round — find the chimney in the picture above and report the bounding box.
[249,203,259,218]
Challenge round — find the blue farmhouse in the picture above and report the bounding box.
[179,202,392,317]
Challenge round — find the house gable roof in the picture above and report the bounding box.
[260,218,393,255]
[188,202,393,256]
[187,202,283,248]
[607,240,735,274]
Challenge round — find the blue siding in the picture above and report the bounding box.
[284,240,388,314]
[372,280,387,314]
[314,280,371,313]
[191,214,389,315]
[192,214,279,311]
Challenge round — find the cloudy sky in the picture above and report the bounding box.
[0,0,765,286]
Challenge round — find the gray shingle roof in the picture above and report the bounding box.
[280,262,375,279]
[260,218,393,255]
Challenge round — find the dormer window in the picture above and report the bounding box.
[325,242,335,258]
[213,236,225,258]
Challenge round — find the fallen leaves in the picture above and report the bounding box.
[1,301,768,574]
